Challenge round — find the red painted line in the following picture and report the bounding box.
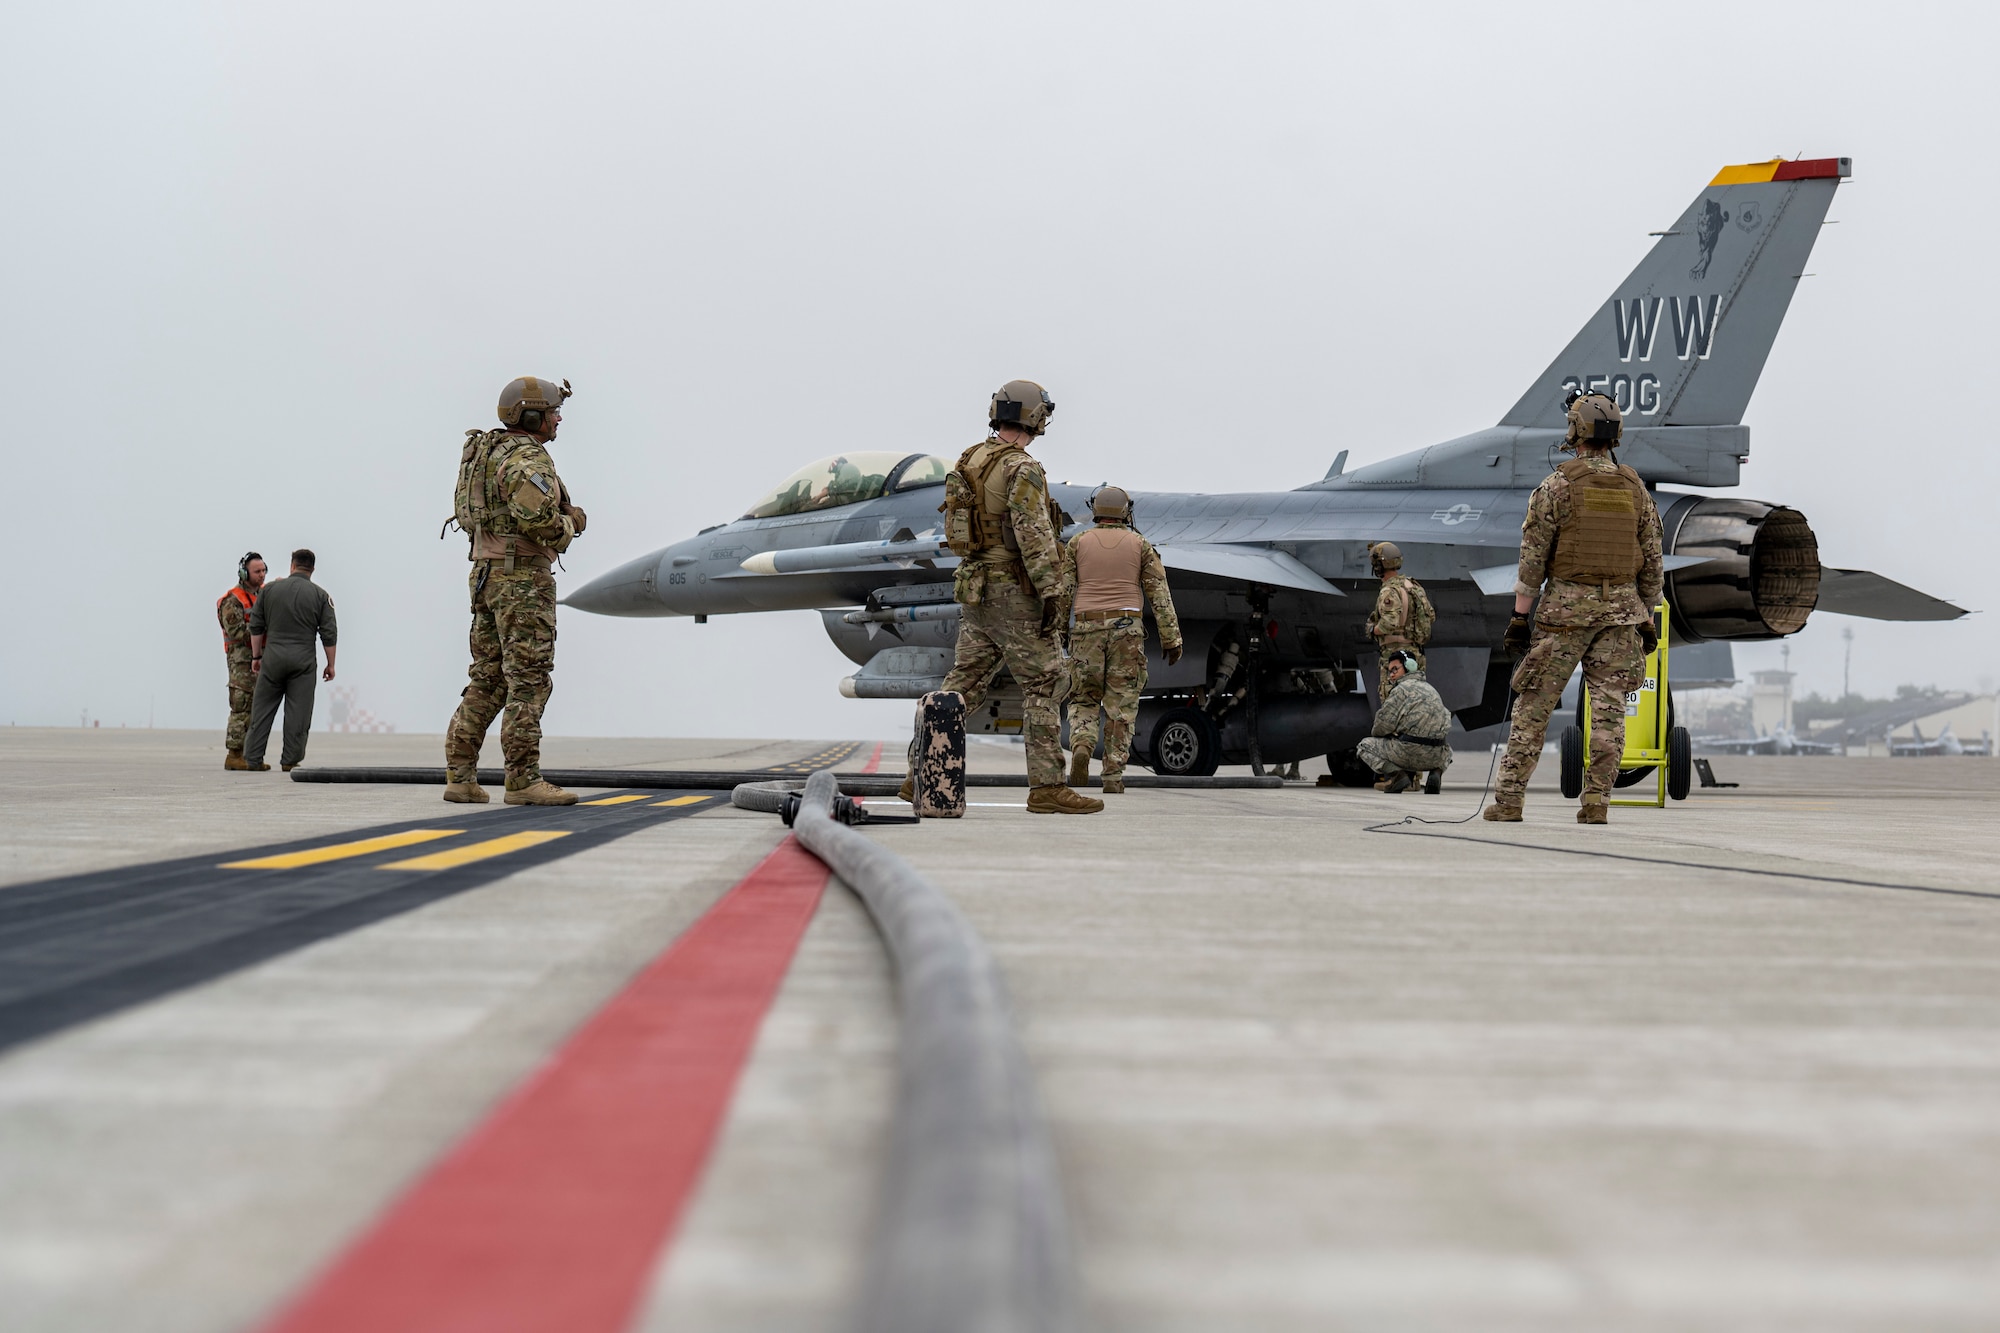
[257,837,829,1333]
[861,741,883,774]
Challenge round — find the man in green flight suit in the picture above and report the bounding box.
[245,548,338,772]
[444,376,588,806]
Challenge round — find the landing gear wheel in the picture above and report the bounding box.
[1424,768,1443,795]
[1668,725,1692,800]
[1559,725,1584,799]
[1148,706,1220,777]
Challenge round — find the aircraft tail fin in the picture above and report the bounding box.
[1501,157,1849,430]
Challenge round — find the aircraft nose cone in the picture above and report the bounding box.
[561,550,678,617]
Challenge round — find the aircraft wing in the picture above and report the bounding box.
[1469,554,1715,597]
[1155,544,1345,597]
[1814,568,1967,621]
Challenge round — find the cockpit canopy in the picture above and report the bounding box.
[743,451,950,519]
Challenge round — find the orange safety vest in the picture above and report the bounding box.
[218,585,256,650]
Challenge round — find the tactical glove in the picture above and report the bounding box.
[563,503,588,535]
[1637,619,1659,655]
[1164,642,1183,667]
[1040,597,1062,635]
[1502,614,1533,660]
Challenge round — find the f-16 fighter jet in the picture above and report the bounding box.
[567,156,1965,779]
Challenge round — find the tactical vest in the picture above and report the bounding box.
[1548,457,1647,583]
[1374,575,1435,647]
[942,438,1015,557]
[942,438,1062,563]
[453,429,563,567]
[1073,525,1146,613]
[216,586,255,650]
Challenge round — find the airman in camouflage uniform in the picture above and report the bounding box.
[907,380,1101,814]
[1485,392,1663,825]
[443,377,587,806]
[1365,541,1433,698]
[1357,649,1452,792]
[217,552,267,770]
[1058,486,1182,793]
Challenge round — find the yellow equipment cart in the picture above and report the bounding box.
[1558,602,1693,807]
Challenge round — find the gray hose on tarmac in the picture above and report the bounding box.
[787,768,1082,1333]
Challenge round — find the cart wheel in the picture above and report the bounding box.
[1559,725,1584,799]
[1668,726,1692,800]
[1424,768,1442,795]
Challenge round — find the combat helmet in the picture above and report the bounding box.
[1369,541,1402,576]
[1091,485,1133,522]
[990,379,1055,436]
[498,376,574,431]
[1563,388,1622,449]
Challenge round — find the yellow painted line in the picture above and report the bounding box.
[653,795,712,807]
[379,830,570,871]
[223,829,463,870]
[579,794,651,806]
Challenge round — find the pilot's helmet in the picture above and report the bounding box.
[1090,485,1132,522]
[1563,389,1622,449]
[498,376,573,430]
[1369,541,1402,575]
[990,379,1055,436]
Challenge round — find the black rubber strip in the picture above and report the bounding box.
[0,794,715,1053]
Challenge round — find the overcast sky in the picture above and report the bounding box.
[6,1,1995,739]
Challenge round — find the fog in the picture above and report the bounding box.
[6,1,1994,738]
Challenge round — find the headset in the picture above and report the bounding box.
[237,551,262,583]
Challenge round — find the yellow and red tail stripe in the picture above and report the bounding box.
[1710,156,1850,186]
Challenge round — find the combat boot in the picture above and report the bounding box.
[505,780,578,807]
[1069,749,1091,788]
[1577,798,1608,825]
[282,764,297,772]
[1102,775,1125,794]
[443,780,491,804]
[1481,800,1522,822]
[897,774,914,803]
[249,761,271,772]
[224,749,250,771]
[1378,773,1413,794]
[1027,784,1104,815]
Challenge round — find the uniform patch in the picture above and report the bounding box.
[527,473,553,497]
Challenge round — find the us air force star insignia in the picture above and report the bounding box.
[1429,503,1482,526]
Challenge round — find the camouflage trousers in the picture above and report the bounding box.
[446,566,558,790]
[223,647,254,752]
[1067,618,1148,778]
[1496,623,1645,803]
[1375,644,1425,699]
[1356,734,1451,778]
[936,581,1069,788]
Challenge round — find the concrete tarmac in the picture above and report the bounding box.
[2,728,1998,1331]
